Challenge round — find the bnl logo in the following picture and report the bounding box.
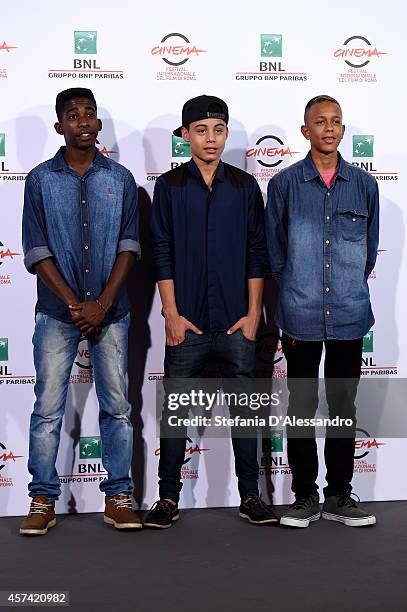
[0,338,11,376]
[260,34,282,57]
[262,430,284,453]
[74,31,99,70]
[363,331,374,353]
[172,135,191,158]
[352,136,376,172]
[79,436,101,459]
[0,338,8,361]
[74,31,97,54]
[353,135,374,157]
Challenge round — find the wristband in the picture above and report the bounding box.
[95,298,108,314]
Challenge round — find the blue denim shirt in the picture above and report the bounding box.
[151,159,266,331]
[22,147,140,325]
[265,152,379,341]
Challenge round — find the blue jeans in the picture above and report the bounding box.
[28,312,133,499]
[159,330,259,502]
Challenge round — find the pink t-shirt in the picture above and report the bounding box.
[319,169,336,188]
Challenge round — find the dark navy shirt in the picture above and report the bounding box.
[22,147,140,325]
[151,159,266,331]
[266,152,379,341]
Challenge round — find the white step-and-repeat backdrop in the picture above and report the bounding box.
[1,0,405,516]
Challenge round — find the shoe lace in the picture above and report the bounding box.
[151,500,176,515]
[290,495,316,510]
[30,500,52,515]
[337,492,360,509]
[244,495,270,511]
[112,496,133,510]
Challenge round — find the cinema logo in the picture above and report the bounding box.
[351,135,398,182]
[354,428,385,474]
[0,441,23,488]
[70,337,94,384]
[236,34,307,82]
[98,144,118,157]
[256,331,286,378]
[146,135,191,182]
[59,436,107,485]
[0,41,17,79]
[0,239,21,286]
[361,331,398,377]
[0,133,27,181]
[246,135,300,181]
[155,437,208,480]
[152,33,207,81]
[48,31,125,80]
[334,35,387,84]
[0,338,35,385]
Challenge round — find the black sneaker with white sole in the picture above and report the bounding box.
[239,494,279,525]
[322,492,376,527]
[143,500,179,529]
[279,494,320,528]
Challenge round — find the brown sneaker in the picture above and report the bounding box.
[104,495,142,529]
[20,496,56,536]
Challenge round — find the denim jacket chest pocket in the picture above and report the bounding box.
[337,206,368,242]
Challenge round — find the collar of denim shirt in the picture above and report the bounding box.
[302,151,351,183]
[187,157,226,183]
[49,146,110,172]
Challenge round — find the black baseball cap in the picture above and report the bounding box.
[173,95,229,137]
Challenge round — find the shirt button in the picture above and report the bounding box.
[86,291,91,296]
[82,200,86,204]
[84,245,89,250]
[83,223,88,228]
[325,239,330,245]
[325,287,330,292]
[326,216,330,221]
[85,269,89,273]
[352,217,356,222]
[326,310,330,315]
[327,192,330,196]
[326,263,330,268]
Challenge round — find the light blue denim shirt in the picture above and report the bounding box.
[265,152,379,341]
[22,147,140,325]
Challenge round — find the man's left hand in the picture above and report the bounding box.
[69,301,106,335]
[227,313,260,341]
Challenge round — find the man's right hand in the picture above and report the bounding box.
[70,307,100,339]
[165,314,202,346]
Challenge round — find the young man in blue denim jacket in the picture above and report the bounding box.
[266,95,379,528]
[20,88,141,535]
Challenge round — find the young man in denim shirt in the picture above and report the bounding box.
[20,88,141,535]
[266,95,379,527]
[145,95,277,528]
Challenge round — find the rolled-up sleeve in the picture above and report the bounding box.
[265,176,288,283]
[247,180,267,278]
[22,172,54,274]
[117,170,141,259]
[151,176,173,281]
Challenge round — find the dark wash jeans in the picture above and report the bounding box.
[282,334,363,498]
[158,330,259,503]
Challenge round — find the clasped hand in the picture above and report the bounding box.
[69,301,105,338]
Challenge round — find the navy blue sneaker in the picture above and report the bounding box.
[143,500,179,529]
[239,494,279,525]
